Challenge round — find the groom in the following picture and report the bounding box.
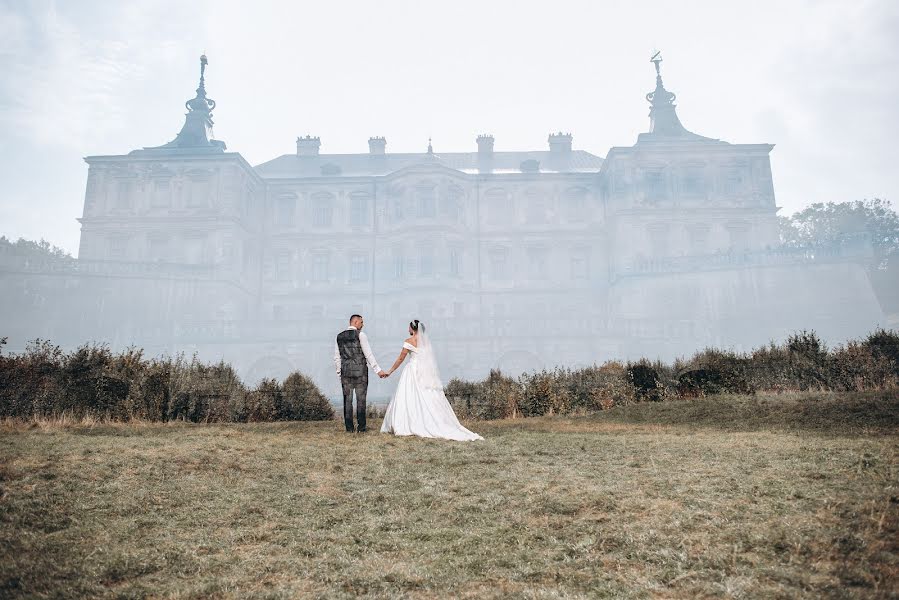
[333,314,388,433]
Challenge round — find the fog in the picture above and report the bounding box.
[0,1,895,401]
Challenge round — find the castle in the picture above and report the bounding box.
[1,54,883,397]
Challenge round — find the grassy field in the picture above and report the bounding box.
[1,392,897,599]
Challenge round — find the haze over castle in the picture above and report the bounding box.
[1,54,883,396]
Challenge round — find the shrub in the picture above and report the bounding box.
[281,372,335,421]
[519,369,572,416]
[445,370,520,419]
[168,358,246,422]
[862,328,899,372]
[829,342,898,392]
[246,378,280,422]
[627,360,664,402]
[563,363,632,411]
[677,348,755,396]
[0,341,328,423]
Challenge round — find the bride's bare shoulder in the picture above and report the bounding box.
[404,337,417,347]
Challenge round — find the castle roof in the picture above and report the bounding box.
[254,149,603,179]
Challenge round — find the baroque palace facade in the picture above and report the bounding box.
[2,55,883,396]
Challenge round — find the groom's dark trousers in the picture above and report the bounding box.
[337,329,368,432]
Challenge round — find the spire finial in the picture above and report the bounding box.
[200,54,208,87]
[639,52,710,142]
[143,54,225,152]
[650,50,662,78]
[427,137,433,154]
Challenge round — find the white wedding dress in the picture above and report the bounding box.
[380,325,483,441]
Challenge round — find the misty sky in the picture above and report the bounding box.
[1,0,897,255]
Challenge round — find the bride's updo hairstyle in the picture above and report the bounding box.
[409,319,421,333]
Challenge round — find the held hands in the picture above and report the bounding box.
[379,371,390,379]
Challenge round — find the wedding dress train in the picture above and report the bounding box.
[380,330,483,441]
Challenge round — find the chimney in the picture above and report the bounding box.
[368,136,386,155]
[476,134,494,157]
[296,135,321,156]
[548,132,573,154]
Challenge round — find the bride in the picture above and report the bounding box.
[380,320,483,441]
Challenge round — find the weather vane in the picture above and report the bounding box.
[650,50,662,76]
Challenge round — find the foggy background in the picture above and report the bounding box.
[1,0,897,253]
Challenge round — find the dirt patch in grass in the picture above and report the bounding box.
[0,392,896,598]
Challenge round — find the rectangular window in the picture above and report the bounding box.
[151,180,171,207]
[449,248,462,277]
[393,248,405,280]
[419,250,434,277]
[108,237,128,259]
[184,236,206,264]
[350,196,368,226]
[565,189,587,221]
[688,226,710,255]
[276,197,296,226]
[275,250,290,281]
[644,171,666,201]
[350,254,369,282]
[723,168,745,195]
[526,194,547,224]
[115,180,132,210]
[571,249,589,279]
[681,168,705,196]
[527,247,548,279]
[312,199,332,227]
[489,248,508,280]
[392,198,404,222]
[416,187,436,218]
[186,179,207,208]
[272,305,285,320]
[147,236,170,261]
[727,225,751,252]
[647,226,669,258]
[312,253,329,282]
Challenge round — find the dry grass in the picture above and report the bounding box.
[1,392,897,599]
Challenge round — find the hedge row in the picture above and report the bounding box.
[0,339,333,422]
[445,329,899,419]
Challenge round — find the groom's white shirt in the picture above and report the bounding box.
[333,325,383,376]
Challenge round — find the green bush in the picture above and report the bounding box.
[862,328,899,372]
[1,329,896,423]
[677,348,755,397]
[0,340,327,423]
[445,370,520,419]
[281,372,335,421]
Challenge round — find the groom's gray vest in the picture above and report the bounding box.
[337,329,367,381]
